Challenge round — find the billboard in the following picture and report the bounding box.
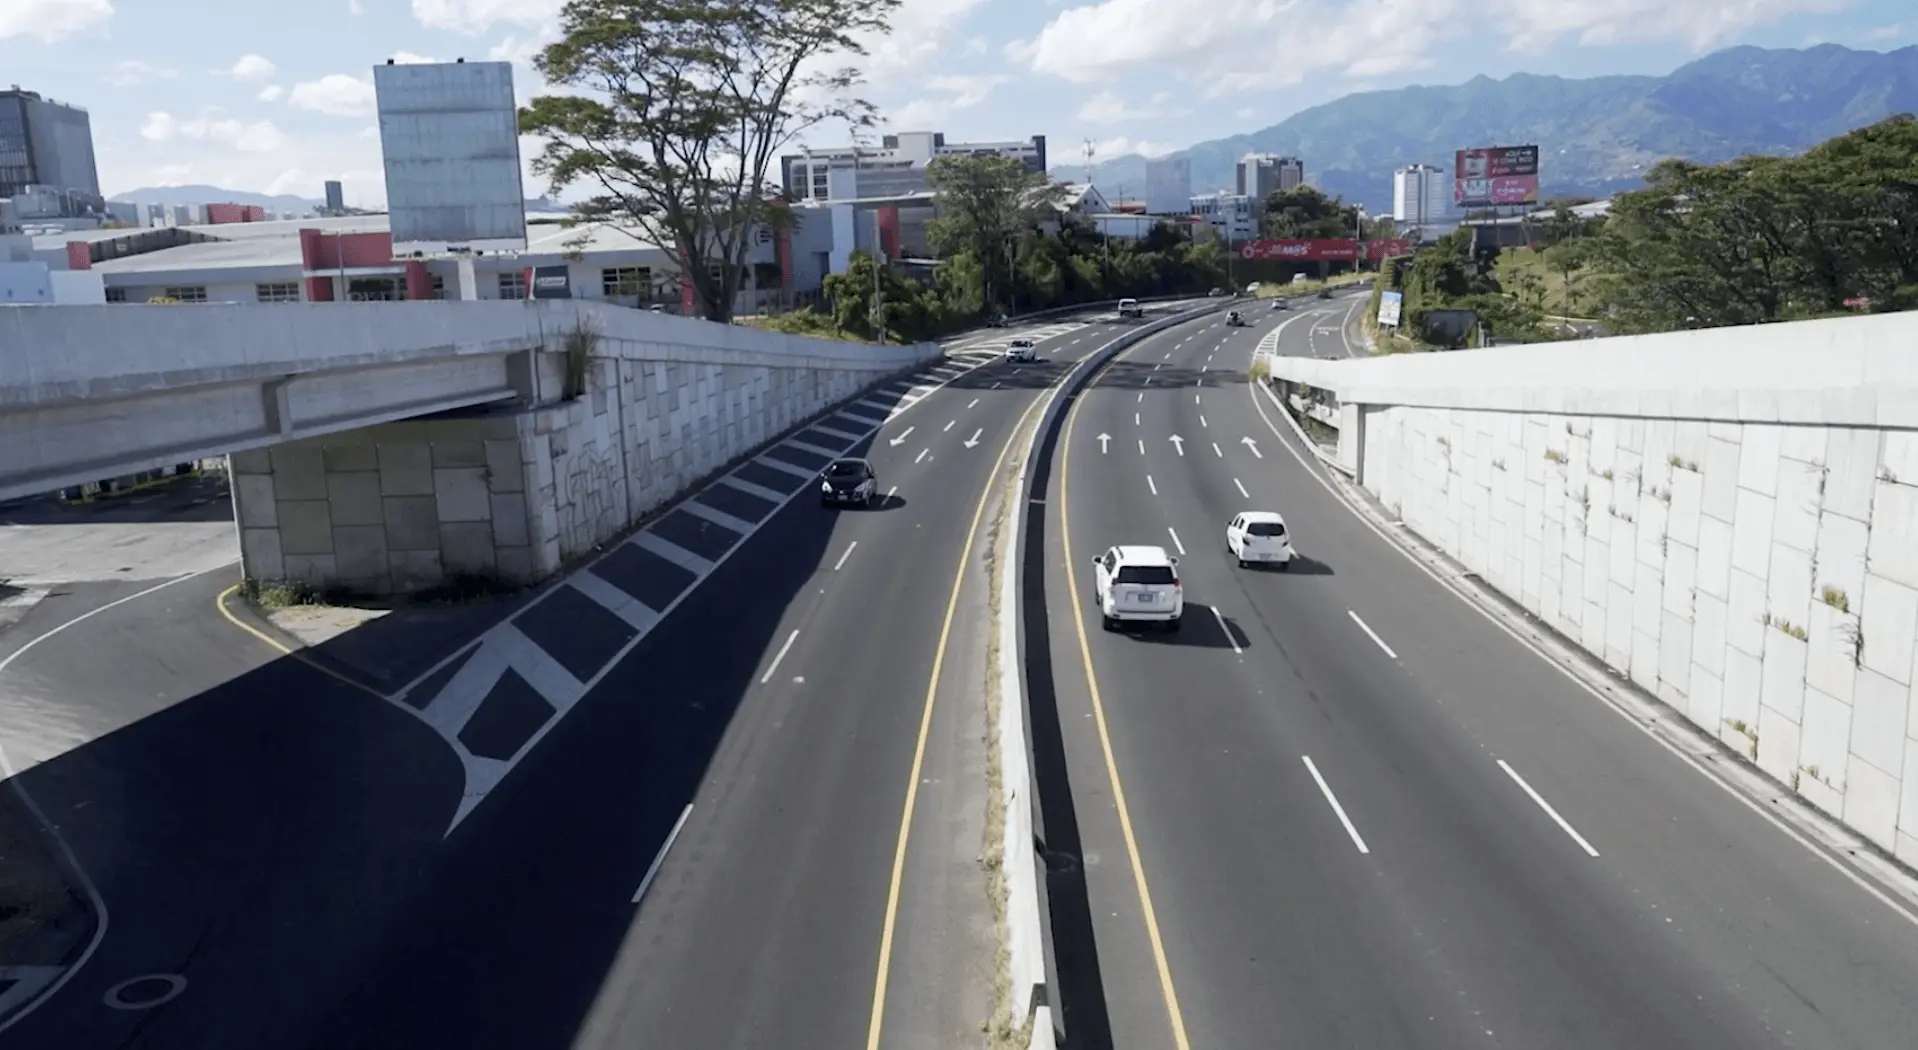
[1377,291,1403,327]
[374,60,528,254]
[1454,145,1539,208]
[1238,239,1359,261]
[528,264,572,299]
[1365,237,1414,260]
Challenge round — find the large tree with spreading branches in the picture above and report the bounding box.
[519,0,899,322]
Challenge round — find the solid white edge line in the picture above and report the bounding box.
[1242,301,1918,927]
[632,803,695,903]
[1302,755,1370,854]
[833,541,859,572]
[1210,605,1242,655]
[0,562,233,1035]
[1347,609,1399,660]
[1498,760,1601,857]
[759,628,800,684]
[1167,526,1185,555]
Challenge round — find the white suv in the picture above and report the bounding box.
[1091,545,1184,631]
[1226,511,1294,569]
[1005,338,1037,363]
[1117,298,1143,318]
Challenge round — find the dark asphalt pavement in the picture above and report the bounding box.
[0,312,1151,1050]
[1035,296,1918,1049]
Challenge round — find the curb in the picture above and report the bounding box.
[999,297,1233,1047]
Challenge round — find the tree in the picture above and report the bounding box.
[1259,186,1362,240]
[519,0,899,322]
[926,154,1063,314]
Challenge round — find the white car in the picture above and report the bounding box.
[1226,511,1294,569]
[1005,338,1037,363]
[1091,545,1184,630]
[1117,298,1143,318]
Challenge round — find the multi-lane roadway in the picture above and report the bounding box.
[0,304,1191,1050]
[1035,292,1918,1049]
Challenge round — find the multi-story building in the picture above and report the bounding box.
[780,131,1048,203]
[324,180,345,214]
[1144,157,1191,216]
[0,87,105,231]
[1392,164,1448,229]
[1189,191,1259,242]
[1236,154,1303,204]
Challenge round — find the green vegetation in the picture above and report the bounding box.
[800,153,1231,344]
[518,0,901,323]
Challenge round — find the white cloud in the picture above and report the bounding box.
[1865,23,1905,39]
[0,0,112,42]
[879,73,1009,132]
[1012,0,1847,96]
[258,85,284,102]
[107,60,177,88]
[1090,136,1171,159]
[411,0,564,33]
[389,51,443,64]
[227,54,277,82]
[138,110,288,152]
[348,0,364,12]
[1077,88,1185,125]
[288,74,377,117]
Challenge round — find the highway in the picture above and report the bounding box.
[0,303,1199,1049]
[1036,293,1918,1049]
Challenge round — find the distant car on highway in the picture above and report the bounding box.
[1270,299,1287,310]
[1225,310,1246,326]
[1117,298,1143,318]
[1208,287,1227,297]
[1225,511,1294,569]
[819,457,878,508]
[1004,338,1037,363]
[1091,545,1184,631]
[985,313,1008,328]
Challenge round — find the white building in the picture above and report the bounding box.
[781,131,1048,203]
[1189,191,1259,242]
[1392,164,1448,229]
[1237,154,1303,203]
[1144,157,1191,216]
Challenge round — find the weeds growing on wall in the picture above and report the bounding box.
[563,322,600,401]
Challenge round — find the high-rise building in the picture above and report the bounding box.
[324,180,345,213]
[0,87,102,217]
[1392,164,1447,228]
[1236,154,1303,203]
[1144,157,1191,216]
[779,132,1048,203]
[1189,191,1259,242]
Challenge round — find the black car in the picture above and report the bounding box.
[820,457,879,507]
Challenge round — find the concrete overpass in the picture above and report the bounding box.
[3,301,936,592]
[1257,308,1918,880]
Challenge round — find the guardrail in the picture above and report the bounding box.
[1001,296,1231,1049]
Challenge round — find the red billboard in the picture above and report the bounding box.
[1238,239,1358,261]
[1454,145,1539,208]
[1364,237,1414,260]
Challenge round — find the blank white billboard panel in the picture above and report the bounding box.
[374,60,527,253]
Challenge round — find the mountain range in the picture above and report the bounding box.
[1063,44,1918,213]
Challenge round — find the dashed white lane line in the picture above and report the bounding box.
[759,629,800,684]
[1211,442,1223,458]
[914,447,930,464]
[885,485,899,503]
[1347,609,1399,660]
[1195,394,1202,404]
[1138,439,1146,455]
[1137,392,1144,403]
[968,398,979,409]
[1147,474,1158,496]
[1210,605,1243,655]
[1135,413,1141,426]
[1199,415,1208,428]
[1167,526,1186,555]
[1499,760,1602,857]
[1233,478,1250,500]
[633,803,694,904]
[944,419,956,431]
[1303,755,1371,854]
[832,541,859,572]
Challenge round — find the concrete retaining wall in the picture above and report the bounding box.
[233,351,905,594]
[1266,311,1918,869]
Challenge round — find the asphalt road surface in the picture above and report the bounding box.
[0,306,1203,1050]
[1035,294,1918,1050]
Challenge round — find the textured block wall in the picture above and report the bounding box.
[1362,407,1918,867]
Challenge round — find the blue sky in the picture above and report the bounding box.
[0,0,1908,205]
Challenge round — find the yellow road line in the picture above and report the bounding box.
[214,584,390,700]
[1057,348,1194,1049]
[865,380,1056,1050]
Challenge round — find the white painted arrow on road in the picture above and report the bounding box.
[1169,435,1186,457]
[964,428,982,449]
[1242,436,1263,459]
[889,426,915,447]
[1098,433,1111,453]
